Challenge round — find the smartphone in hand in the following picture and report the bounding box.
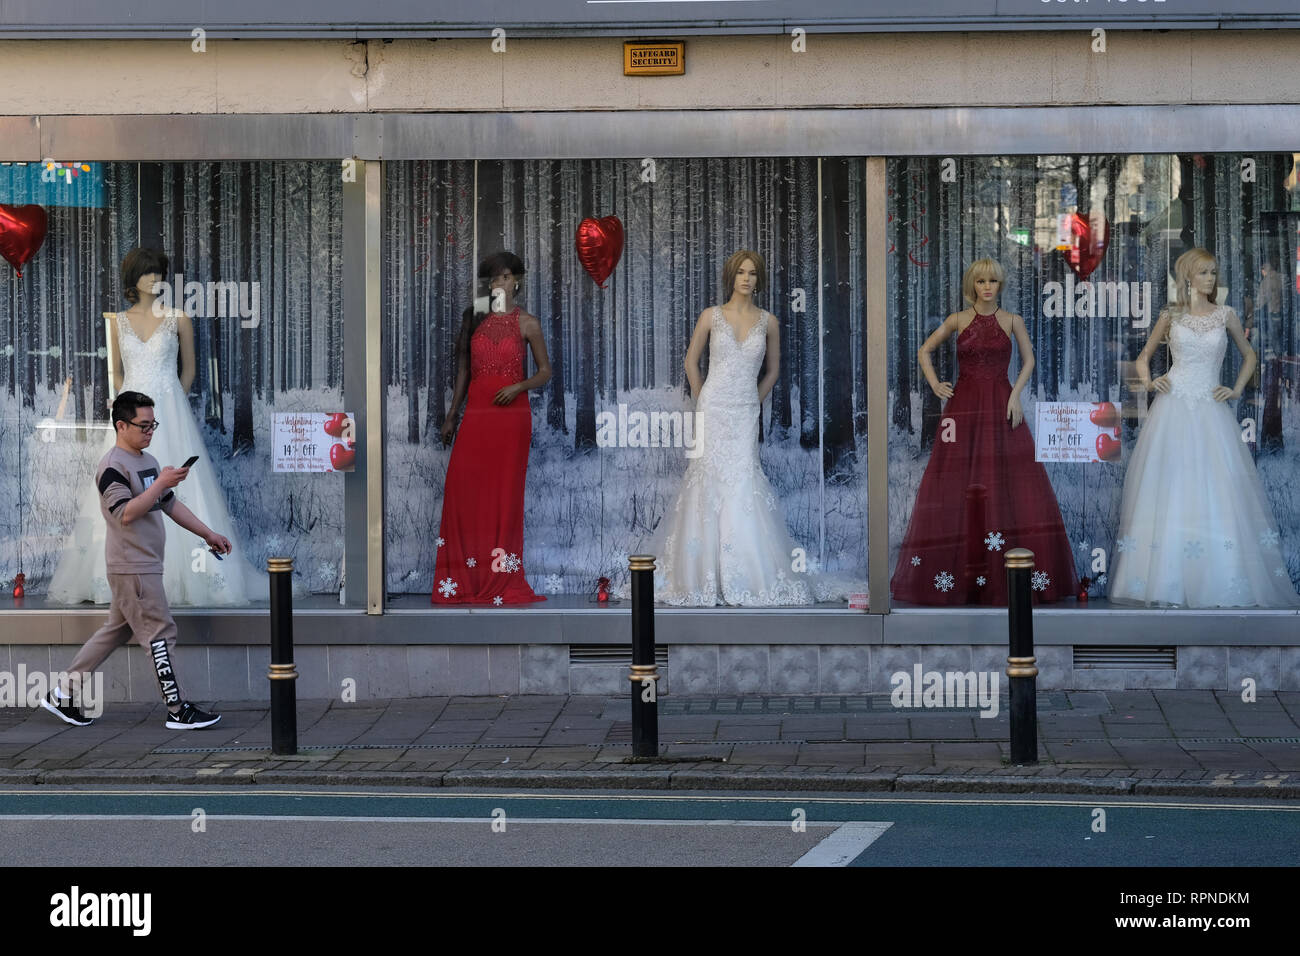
[182,455,199,468]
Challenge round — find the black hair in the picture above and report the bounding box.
[111,390,155,428]
[121,247,170,304]
[454,251,527,366]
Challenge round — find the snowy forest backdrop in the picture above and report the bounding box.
[0,161,346,596]
[887,153,1300,597]
[5,154,1298,603]
[382,159,870,596]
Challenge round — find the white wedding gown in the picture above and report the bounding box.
[46,309,267,606]
[1109,305,1300,608]
[633,306,857,606]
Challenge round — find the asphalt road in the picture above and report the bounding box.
[1,786,1296,867]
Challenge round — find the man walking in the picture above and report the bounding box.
[42,390,228,729]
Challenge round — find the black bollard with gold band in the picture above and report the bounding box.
[628,554,659,758]
[268,556,298,756]
[1004,547,1038,765]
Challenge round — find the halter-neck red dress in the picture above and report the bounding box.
[432,307,545,605]
[890,310,1079,605]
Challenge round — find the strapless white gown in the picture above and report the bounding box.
[1109,305,1300,608]
[46,309,267,605]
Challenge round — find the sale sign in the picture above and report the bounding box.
[1034,402,1122,463]
[273,412,356,472]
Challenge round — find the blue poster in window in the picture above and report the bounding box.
[0,161,106,207]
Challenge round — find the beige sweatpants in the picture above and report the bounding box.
[68,573,182,706]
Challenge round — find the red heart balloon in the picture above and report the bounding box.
[1089,402,1119,429]
[330,442,356,471]
[0,204,48,277]
[1064,211,1109,281]
[1096,433,1121,462]
[323,412,347,437]
[575,215,624,288]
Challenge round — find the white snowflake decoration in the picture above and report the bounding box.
[976,576,986,587]
[934,571,954,593]
[1275,566,1287,578]
[316,562,334,582]
[1116,536,1135,554]
[910,556,921,567]
[1031,570,1050,592]
[544,574,564,594]
[493,596,504,606]
[1223,539,1235,551]
[437,577,458,597]
[498,552,522,573]
[1184,540,1204,559]
[1260,529,1281,547]
[466,557,477,568]
[984,531,1005,551]
[436,536,446,548]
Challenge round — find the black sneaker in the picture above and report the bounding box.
[40,690,95,727]
[165,701,222,730]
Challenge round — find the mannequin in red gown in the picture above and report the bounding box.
[432,252,552,605]
[891,258,1078,605]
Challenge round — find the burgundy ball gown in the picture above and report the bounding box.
[890,310,1079,606]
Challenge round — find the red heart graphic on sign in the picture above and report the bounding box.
[330,442,356,471]
[0,204,48,277]
[1089,402,1119,429]
[323,413,347,437]
[575,215,624,288]
[1096,433,1121,462]
[1064,211,1109,280]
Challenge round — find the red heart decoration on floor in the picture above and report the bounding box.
[0,204,48,277]
[1089,402,1119,428]
[323,412,347,437]
[575,215,624,288]
[330,441,356,471]
[1064,211,1109,280]
[1096,433,1122,462]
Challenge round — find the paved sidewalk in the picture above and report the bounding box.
[2,690,1299,797]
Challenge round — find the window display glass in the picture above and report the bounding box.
[0,161,345,605]
[887,153,1300,608]
[382,158,869,608]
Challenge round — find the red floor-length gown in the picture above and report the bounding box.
[890,310,1079,606]
[431,307,545,605]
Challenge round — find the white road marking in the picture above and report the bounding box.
[791,822,893,867]
[0,814,839,826]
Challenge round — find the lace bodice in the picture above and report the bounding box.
[1165,304,1231,402]
[470,308,526,380]
[956,311,1011,383]
[117,309,180,396]
[700,307,768,409]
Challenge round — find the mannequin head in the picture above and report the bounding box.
[121,248,169,305]
[1173,247,1219,308]
[961,258,1005,308]
[722,249,766,300]
[478,250,525,312]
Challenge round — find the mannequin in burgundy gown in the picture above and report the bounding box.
[431,252,551,605]
[891,258,1078,605]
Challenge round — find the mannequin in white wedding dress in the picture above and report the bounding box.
[47,248,268,606]
[635,249,858,606]
[1109,247,1300,608]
